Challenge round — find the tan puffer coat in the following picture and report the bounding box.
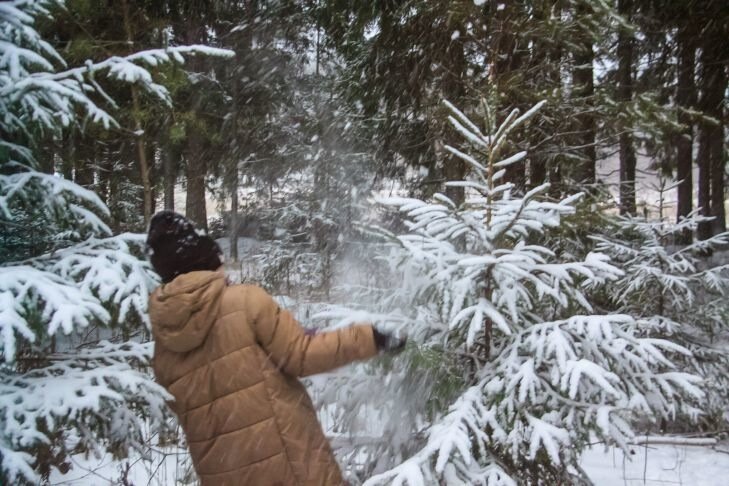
[149,270,378,486]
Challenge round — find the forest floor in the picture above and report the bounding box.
[582,440,729,486]
[50,440,729,485]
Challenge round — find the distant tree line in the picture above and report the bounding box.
[35,0,727,245]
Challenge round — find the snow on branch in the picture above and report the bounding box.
[363,311,705,484]
[0,266,109,361]
[0,234,157,363]
[0,1,223,482]
[592,215,729,311]
[363,99,705,484]
[42,233,157,326]
[363,385,514,486]
[0,168,110,230]
[0,340,169,484]
[0,0,234,140]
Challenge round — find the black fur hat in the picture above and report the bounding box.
[146,211,222,283]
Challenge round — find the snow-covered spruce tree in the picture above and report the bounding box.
[592,214,729,429]
[360,101,703,485]
[0,2,232,482]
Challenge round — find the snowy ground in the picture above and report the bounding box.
[51,440,729,485]
[583,441,729,486]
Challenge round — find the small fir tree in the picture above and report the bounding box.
[592,213,729,429]
[357,100,704,485]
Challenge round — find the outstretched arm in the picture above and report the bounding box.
[246,285,378,377]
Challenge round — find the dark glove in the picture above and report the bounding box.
[372,328,407,353]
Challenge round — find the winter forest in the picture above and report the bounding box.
[1,0,729,484]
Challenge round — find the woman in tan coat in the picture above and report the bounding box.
[146,211,404,486]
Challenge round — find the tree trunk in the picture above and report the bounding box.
[530,153,547,188]
[185,149,208,231]
[526,0,552,189]
[706,47,727,235]
[163,141,177,211]
[96,142,111,208]
[60,131,73,180]
[675,25,695,242]
[696,119,712,241]
[230,169,239,262]
[183,21,208,231]
[73,159,94,188]
[147,142,157,215]
[131,89,153,224]
[710,118,726,235]
[73,133,94,189]
[617,0,636,215]
[547,0,564,198]
[572,2,596,186]
[121,0,153,225]
[696,30,726,239]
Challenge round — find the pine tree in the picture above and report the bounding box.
[592,214,729,429]
[0,1,232,481]
[359,100,702,485]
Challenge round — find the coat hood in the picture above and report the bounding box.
[149,270,226,352]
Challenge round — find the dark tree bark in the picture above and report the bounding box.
[530,150,548,188]
[121,0,153,225]
[547,0,565,198]
[675,25,696,242]
[229,168,239,262]
[185,148,208,231]
[696,29,726,239]
[60,131,74,180]
[617,0,636,215]
[163,141,177,211]
[697,126,712,240]
[705,46,727,235]
[73,134,94,189]
[183,20,208,232]
[526,0,552,189]
[572,2,596,186]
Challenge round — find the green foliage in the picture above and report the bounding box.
[402,344,465,420]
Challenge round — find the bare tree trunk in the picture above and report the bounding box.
[61,131,73,180]
[73,133,94,189]
[710,123,726,235]
[183,21,208,232]
[163,142,176,211]
[547,0,564,198]
[122,0,153,225]
[132,90,153,224]
[617,0,636,215]
[706,50,727,235]
[96,142,111,208]
[697,119,712,241]
[230,167,239,262]
[696,31,726,239]
[186,151,208,231]
[675,25,695,242]
[526,0,557,189]
[572,2,596,186]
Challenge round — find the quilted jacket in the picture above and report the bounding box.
[149,270,378,485]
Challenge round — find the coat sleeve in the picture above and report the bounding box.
[246,285,378,377]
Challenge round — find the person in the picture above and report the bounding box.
[146,211,405,486]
